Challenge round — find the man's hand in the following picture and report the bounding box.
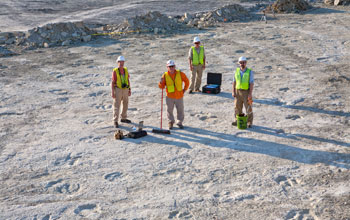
[190,64,193,71]
[232,92,236,98]
[128,89,131,96]
[248,94,252,101]
[111,91,116,99]
[248,98,253,105]
[248,95,253,105]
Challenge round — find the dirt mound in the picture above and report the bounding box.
[105,11,188,35]
[24,22,95,48]
[0,22,95,50]
[179,4,250,29]
[103,4,250,34]
[266,0,312,13]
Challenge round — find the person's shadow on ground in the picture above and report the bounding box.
[138,125,350,169]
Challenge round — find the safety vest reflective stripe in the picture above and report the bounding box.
[235,68,251,90]
[165,70,183,93]
[192,46,204,65]
[114,67,129,89]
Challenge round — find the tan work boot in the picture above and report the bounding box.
[168,122,174,129]
[114,121,119,128]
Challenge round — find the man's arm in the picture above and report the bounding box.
[202,48,206,69]
[188,48,193,71]
[181,72,190,92]
[111,71,116,98]
[189,58,193,71]
[248,83,254,100]
[248,70,254,99]
[158,74,166,89]
[128,75,131,96]
[232,81,236,98]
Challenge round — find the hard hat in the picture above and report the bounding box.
[117,56,125,62]
[166,60,175,67]
[238,56,247,62]
[193,36,200,43]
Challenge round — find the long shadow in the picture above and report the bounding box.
[169,126,350,169]
[251,125,350,147]
[213,93,350,117]
[255,98,350,117]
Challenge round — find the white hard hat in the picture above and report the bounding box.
[238,56,247,62]
[117,55,125,62]
[193,36,200,43]
[166,60,175,67]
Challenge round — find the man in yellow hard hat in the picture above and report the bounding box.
[111,55,132,128]
[188,36,206,94]
[159,60,189,129]
[232,56,254,128]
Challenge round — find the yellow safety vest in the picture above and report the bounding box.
[164,70,183,93]
[192,46,204,65]
[235,68,251,90]
[113,67,129,89]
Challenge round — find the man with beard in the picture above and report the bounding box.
[232,56,254,128]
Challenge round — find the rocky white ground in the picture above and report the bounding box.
[1,1,350,219]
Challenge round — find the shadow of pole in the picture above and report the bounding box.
[170,126,350,169]
[251,125,350,148]
[254,98,350,117]
[214,94,350,117]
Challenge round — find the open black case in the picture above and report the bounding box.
[202,72,222,94]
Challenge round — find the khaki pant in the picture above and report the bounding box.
[234,89,253,124]
[189,64,204,91]
[113,88,129,122]
[166,97,184,124]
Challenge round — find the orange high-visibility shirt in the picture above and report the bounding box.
[158,71,189,99]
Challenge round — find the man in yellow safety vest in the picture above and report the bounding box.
[188,36,206,94]
[111,56,132,128]
[159,60,189,129]
[232,56,254,128]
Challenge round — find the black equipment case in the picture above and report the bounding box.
[127,130,147,139]
[202,72,222,94]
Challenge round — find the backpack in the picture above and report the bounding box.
[127,130,147,139]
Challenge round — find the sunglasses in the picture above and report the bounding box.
[239,61,247,64]
[194,42,200,44]
[168,66,175,68]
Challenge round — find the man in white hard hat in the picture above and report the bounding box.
[188,36,206,94]
[111,55,132,128]
[159,60,189,129]
[232,56,254,128]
